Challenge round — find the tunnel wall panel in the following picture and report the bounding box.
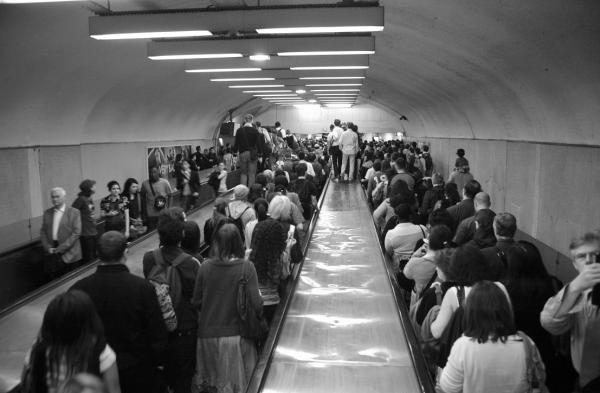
[0,139,212,253]
[412,136,598,282]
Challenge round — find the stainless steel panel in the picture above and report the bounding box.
[262,181,421,393]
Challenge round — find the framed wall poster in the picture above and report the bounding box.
[147,145,192,189]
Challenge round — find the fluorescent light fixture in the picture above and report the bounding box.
[229,85,284,88]
[306,84,362,87]
[308,99,317,103]
[278,50,374,56]
[242,90,292,93]
[249,54,271,61]
[294,103,321,108]
[291,66,369,70]
[186,68,261,73]
[91,30,212,40]
[314,93,359,96]
[211,78,275,82]
[2,0,81,2]
[254,94,297,97]
[310,89,360,92]
[149,53,242,60]
[295,89,307,94]
[257,26,383,34]
[262,97,301,101]
[299,76,365,80]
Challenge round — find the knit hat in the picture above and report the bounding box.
[232,185,249,200]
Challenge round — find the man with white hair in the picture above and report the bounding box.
[40,187,82,278]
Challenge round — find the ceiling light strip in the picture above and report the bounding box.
[254,94,298,97]
[229,85,284,88]
[277,50,374,56]
[291,66,368,70]
[149,53,242,60]
[91,31,212,40]
[186,68,261,73]
[310,89,360,92]
[211,78,275,82]
[242,90,292,93]
[306,84,363,87]
[299,76,365,80]
[257,26,383,34]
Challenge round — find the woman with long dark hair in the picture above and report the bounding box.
[121,178,146,240]
[21,290,120,393]
[192,224,262,393]
[181,220,203,262]
[440,281,545,393]
[505,241,569,392]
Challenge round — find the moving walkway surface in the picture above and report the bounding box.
[258,180,425,393]
[0,200,218,393]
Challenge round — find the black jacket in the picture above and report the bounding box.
[71,264,168,371]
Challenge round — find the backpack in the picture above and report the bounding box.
[147,249,187,332]
[422,285,466,368]
[228,206,249,242]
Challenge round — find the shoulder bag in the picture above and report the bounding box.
[237,261,269,341]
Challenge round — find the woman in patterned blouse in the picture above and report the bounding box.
[100,180,130,238]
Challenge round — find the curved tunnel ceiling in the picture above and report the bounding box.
[0,0,598,147]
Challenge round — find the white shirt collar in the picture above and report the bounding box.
[54,204,66,213]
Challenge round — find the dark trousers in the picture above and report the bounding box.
[330,146,342,177]
[80,235,97,264]
[119,364,159,393]
[164,330,197,393]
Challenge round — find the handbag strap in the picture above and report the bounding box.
[149,181,157,197]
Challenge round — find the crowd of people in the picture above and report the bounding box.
[23,115,600,393]
[24,114,330,393]
[359,139,599,392]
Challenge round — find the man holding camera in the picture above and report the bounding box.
[541,231,600,392]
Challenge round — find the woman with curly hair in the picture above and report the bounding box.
[21,290,120,393]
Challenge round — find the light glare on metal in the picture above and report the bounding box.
[295,89,307,94]
[242,90,292,93]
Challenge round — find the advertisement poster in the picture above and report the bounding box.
[147,145,192,188]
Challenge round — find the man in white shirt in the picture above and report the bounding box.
[327,119,344,180]
[339,125,359,182]
[40,187,82,278]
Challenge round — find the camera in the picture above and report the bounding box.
[592,253,600,306]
